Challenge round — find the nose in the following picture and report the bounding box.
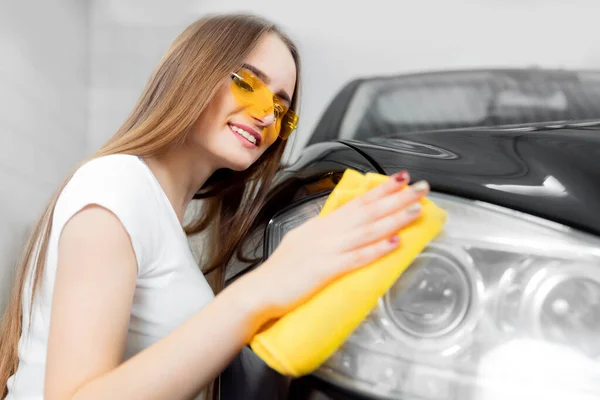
[252,112,276,128]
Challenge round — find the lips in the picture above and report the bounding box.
[228,122,262,147]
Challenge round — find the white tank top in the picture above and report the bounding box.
[6,154,215,398]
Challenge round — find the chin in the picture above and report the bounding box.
[220,152,257,172]
[227,162,254,172]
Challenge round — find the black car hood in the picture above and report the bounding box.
[339,127,600,236]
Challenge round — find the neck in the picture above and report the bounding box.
[141,147,217,224]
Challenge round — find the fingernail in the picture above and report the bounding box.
[393,170,409,183]
[411,180,429,193]
[388,235,400,245]
[406,203,422,215]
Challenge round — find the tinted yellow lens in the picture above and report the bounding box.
[231,69,299,140]
[231,70,273,116]
[279,110,299,140]
[273,102,286,119]
[231,72,254,93]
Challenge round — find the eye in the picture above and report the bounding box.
[232,74,254,92]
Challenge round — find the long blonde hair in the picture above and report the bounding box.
[0,13,301,398]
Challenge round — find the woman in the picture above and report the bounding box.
[0,13,428,400]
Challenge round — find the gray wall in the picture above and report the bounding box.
[0,0,90,312]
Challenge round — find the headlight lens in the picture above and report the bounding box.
[384,247,472,339]
[265,191,600,399]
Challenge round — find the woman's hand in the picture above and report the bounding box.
[252,171,429,318]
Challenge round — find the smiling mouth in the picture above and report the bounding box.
[228,123,260,146]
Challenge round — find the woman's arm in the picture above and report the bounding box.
[46,173,427,399]
[46,205,264,400]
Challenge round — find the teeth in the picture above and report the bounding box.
[230,125,257,145]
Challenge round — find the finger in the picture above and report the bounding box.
[339,202,422,252]
[355,180,430,225]
[334,179,429,233]
[355,170,410,205]
[326,171,410,226]
[335,234,402,272]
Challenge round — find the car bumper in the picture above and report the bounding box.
[220,347,372,400]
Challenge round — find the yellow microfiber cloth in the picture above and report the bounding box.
[250,169,448,377]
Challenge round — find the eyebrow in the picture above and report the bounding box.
[242,63,292,105]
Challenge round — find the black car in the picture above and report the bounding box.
[307,68,600,145]
[219,74,600,400]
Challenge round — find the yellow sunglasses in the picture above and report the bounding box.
[230,68,298,140]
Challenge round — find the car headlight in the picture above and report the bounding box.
[265,191,600,399]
